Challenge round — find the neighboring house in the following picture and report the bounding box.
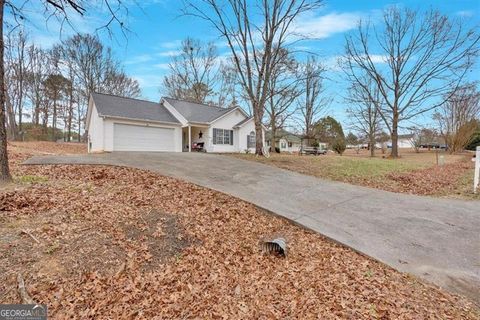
[266,129,302,153]
[86,93,264,153]
[387,134,414,149]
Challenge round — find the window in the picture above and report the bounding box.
[281,141,287,149]
[213,128,233,145]
[288,142,293,148]
[247,131,256,148]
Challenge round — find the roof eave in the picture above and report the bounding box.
[99,114,181,126]
[185,121,210,126]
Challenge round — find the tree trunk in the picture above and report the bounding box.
[67,86,73,142]
[369,134,375,157]
[77,104,81,142]
[270,119,276,152]
[391,115,399,158]
[42,101,48,134]
[34,95,40,125]
[18,91,22,138]
[5,92,16,140]
[0,0,11,181]
[253,103,263,155]
[52,99,57,141]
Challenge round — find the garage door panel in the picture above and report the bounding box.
[113,123,175,152]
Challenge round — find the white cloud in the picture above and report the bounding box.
[159,40,182,49]
[456,10,474,17]
[153,63,170,70]
[324,54,389,71]
[294,12,362,39]
[157,50,182,57]
[132,74,164,88]
[125,54,154,65]
[369,54,389,64]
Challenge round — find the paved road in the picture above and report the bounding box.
[24,152,480,302]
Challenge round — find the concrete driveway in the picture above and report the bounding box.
[24,152,480,301]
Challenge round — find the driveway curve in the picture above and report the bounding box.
[24,152,480,302]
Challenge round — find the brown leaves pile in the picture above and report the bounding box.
[385,160,474,195]
[7,141,86,157]
[1,149,478,318]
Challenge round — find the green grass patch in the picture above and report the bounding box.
[16,175,49,184]
[319,157,422,180]
[45,243,61,255]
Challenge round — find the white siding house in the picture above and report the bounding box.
[266,129,303,153]
[86,93,264,153]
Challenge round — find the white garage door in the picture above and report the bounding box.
[113,123,175,152]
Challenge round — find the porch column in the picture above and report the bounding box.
[188,125,191,152]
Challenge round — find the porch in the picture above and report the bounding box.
[182,125,209,152]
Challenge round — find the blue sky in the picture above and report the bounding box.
[10,0,480,130]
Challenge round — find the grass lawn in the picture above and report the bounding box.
[231,149,479,200]
[0,142,478,318]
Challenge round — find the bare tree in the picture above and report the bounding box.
[342,7,479,158]
[216,61,238,108]
[0,1,10,180]
[163,38,219,104]
[184,0,323,154]
[4,29,30,140]
[103,68,141,98]
[265,48,300,151]
[25,45,49,126]
[43,73,70,141]
[434,83,480,153]
[346,77,382,157]
[57,33,139,140]
[297,56,329,142]
[1,0,131,181]
[408,127,437,153]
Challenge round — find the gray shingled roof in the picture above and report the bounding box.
[233,117,253,127]
[92,93,180,124]
[163,97,235,123]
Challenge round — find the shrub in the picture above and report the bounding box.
[332,138,346,155]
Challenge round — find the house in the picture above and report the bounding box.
[265,129,328,153]
[387,134,414,149]
[86,93,264,153]
[266,129,302,153]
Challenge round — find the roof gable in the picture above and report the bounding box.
[233,117,253,128]
[163,97,235,123]
[91,93,180,124]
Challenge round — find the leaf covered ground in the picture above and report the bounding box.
[1,142,479,319]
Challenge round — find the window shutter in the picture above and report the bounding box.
[213,128,217,145]
[230,130,233,145]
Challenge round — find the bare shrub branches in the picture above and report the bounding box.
[434,83,480,153]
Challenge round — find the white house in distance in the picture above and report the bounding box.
[266,129,303,153]
[386,134,415,149]
[266,129,328,153]
[86,93,264,153]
